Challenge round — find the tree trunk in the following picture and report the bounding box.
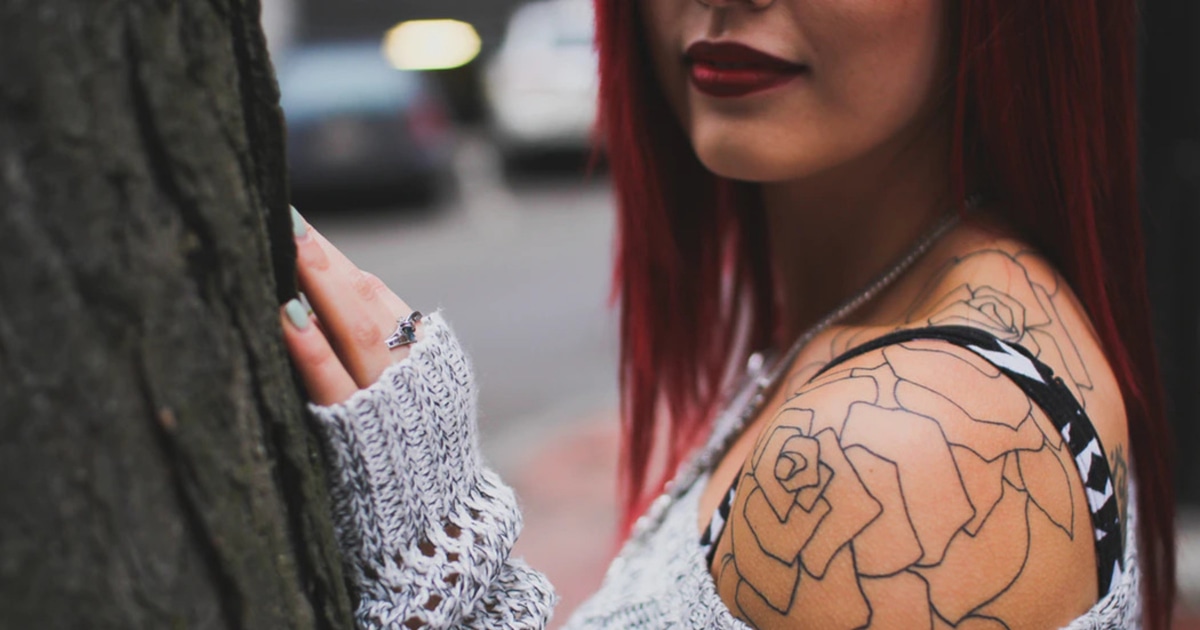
[0,1,355,628]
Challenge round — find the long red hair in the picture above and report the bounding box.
[594,0,1174,626]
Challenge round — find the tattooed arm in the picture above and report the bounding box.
[816,247,1129,531]
[705,245,1137,629]
[709,340,1100,629]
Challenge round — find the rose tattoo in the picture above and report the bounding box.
[714,250,1100,629]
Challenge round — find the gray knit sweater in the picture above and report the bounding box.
[309,312,1140,629]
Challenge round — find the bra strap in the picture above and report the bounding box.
[814,325,1124,596]
[701,326,1125,597]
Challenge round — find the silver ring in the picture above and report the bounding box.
[385,311,423,349]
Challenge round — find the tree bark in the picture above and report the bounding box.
[0,1,355,628]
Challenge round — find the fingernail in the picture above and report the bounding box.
[290,205,308,239]
[298,292,313,315]
[285,299,311,330]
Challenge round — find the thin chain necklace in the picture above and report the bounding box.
[699,203,972,470]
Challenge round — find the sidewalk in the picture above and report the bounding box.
[1180,510,1200,627]
[506,413,619,627]
[502,410,1200,628]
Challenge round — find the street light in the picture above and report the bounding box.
[382,19,482,71]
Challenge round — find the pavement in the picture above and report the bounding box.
[1181,511,1200,627]
[315,137,620,443]
[504,413,619,626]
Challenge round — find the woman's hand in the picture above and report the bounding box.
[280,206,424,406]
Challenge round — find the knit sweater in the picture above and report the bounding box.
[309,312,1141,629]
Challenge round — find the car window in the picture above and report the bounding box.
[279,44,422,121]
[552,0,593,47]
[503,0,593,52]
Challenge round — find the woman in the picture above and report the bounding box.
[280,0,1176,628]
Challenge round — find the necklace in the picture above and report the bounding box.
[700,205,969,470]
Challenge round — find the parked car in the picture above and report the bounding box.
[279,42,455,206]
[484,0,598,162]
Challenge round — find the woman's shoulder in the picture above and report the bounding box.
[868,229,1128,529]
[896,232,1128,456]
[710,232,1133,629]
[824,229,1129,464]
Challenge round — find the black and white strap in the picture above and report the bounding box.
[698,325,1124,598]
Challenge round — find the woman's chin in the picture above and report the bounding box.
[691,135,819,183]
[697,153,805,184]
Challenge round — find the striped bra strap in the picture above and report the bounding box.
[699,325,1124,599]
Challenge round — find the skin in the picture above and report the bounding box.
[699,230,1130,629]
[284,0,1132,627]
[283,218,423,405]
[640,0,956,334]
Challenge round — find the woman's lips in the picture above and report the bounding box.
[689,63,802,98]
[685,41,808,98]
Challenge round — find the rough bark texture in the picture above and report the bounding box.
[0,1,355,628]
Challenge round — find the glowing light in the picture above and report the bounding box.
[383,20,482,71]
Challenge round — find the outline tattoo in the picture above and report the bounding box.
[710,249,1111,629]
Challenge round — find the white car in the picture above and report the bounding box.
[485,0,598,159]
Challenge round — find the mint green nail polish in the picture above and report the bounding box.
[285,299,311,330]
[290,205,308,238]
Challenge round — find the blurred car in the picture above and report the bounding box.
[484,0,598,161]
[279,42,455,205]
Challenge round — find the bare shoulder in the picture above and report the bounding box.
[897,238,1124,423]
[824,235,1129,506]
[895,237,1130,510]
[709,236,1129,629]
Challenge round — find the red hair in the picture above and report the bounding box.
[594,0,1175,626]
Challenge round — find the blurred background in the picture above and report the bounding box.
[262,0,1200,625]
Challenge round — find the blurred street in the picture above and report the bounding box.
[306,135,617,468]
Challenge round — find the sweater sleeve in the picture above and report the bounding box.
[308,311,557,630]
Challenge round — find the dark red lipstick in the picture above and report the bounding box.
[685,41,808,98]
